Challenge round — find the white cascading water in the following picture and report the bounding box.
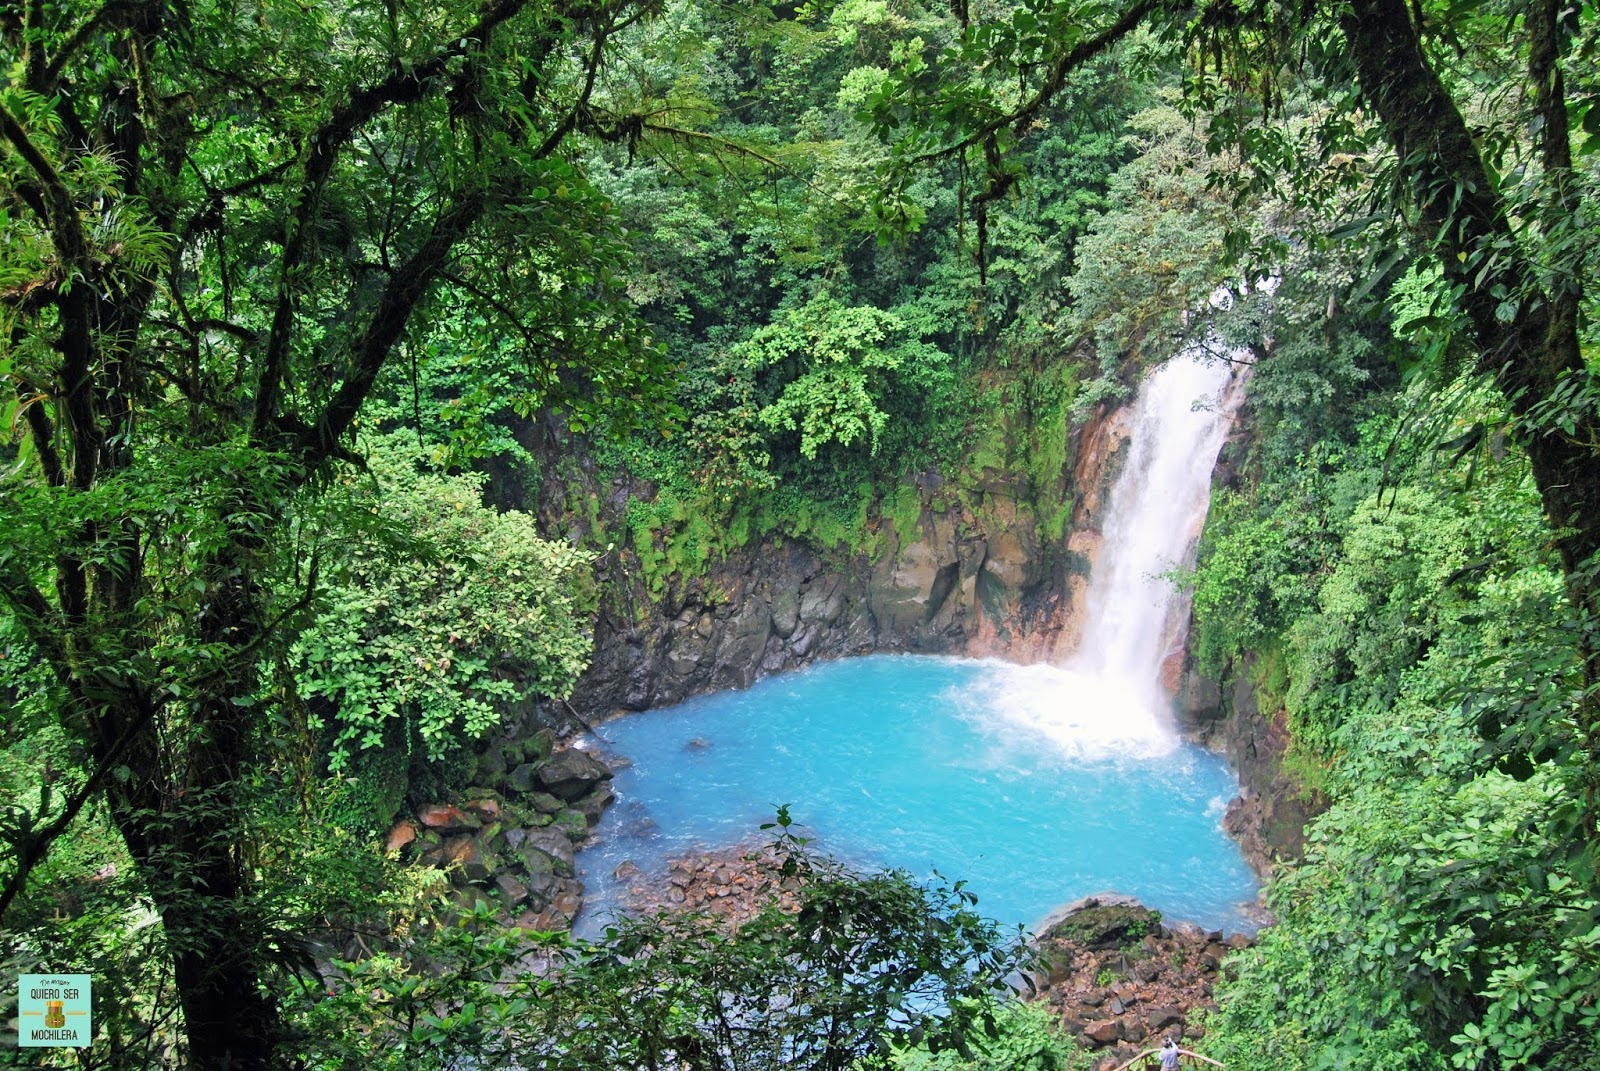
[1077,352,1245,682]
[971,348,1247,761]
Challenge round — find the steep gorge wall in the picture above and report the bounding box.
[1170,429,1327,873]
[565,403,1133,717]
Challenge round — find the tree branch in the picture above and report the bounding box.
[0,697,159,922]
[908,0,1164,165]
[253,0,535,443]
[295,190,490,468]
[0,100,100,493]
[42,1,118,85]
[15,378,66,487]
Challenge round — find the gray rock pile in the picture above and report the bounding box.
[386,737,615,930]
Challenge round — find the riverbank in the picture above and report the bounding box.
[601,842,1252,1067]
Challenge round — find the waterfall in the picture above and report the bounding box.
[977,349,1245,759]
[1075,352,1245,688]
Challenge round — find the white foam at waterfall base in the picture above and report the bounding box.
[981,350,1245,763]
[958,662,1179,762]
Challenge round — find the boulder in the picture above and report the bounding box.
[506,763,541,795]
[519,826,576,870]
[554,809,590,838]
[1041,949,1074,985]
[535,748,614,802]
[526,729,557,764]
[443,835,493,883]
[414,830,445,868]
[384,821,418,855]
[464,798,501,822]
[571,785,616,827]
[519,846,557,877]
[1041,902,1162,951]
[495,872,530,907]
[527,791,566,815]
[417,804,480,833]
[522,877,583,927]
[477,747,509,779]
[1082,1020,1120,1047]
[1145,1006,1183,1031]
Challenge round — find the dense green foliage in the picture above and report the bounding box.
[389,0,1150,583]
[290,436,594,772]
[893,1002,1090,1071]
[291,828,1032,1071]
[6,0,1600,1065]
[1188,279,1599,1066]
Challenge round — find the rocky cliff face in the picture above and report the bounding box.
[1175,652,1326,874]
[1169,433,1327,874]
[569,405,1131,717]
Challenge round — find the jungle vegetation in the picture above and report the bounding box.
[2,0,1598,1066]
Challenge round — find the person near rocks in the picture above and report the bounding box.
[1159,1037,1181,1070]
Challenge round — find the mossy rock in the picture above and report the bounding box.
[477,748,509,779]
[527,728,556,763]
[1043,904,1162,951]
[527,792,565,815]
[554,810,588,838]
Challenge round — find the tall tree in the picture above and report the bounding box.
[0,0,674,1065]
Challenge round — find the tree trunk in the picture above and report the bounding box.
[89,541,282,1070]
[1341,0,1600,844]
[107,789,278,1071]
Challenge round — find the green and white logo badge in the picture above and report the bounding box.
[18,975,91,1047]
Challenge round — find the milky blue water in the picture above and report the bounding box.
[575,655,1260,936]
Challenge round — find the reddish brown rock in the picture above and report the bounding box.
[443,834,492,883]
[385,821,418,854]
[465,798,501,821]
[417,804,480,832]
[1083,1020,1120,1046]
[1030,896,1249,1051]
